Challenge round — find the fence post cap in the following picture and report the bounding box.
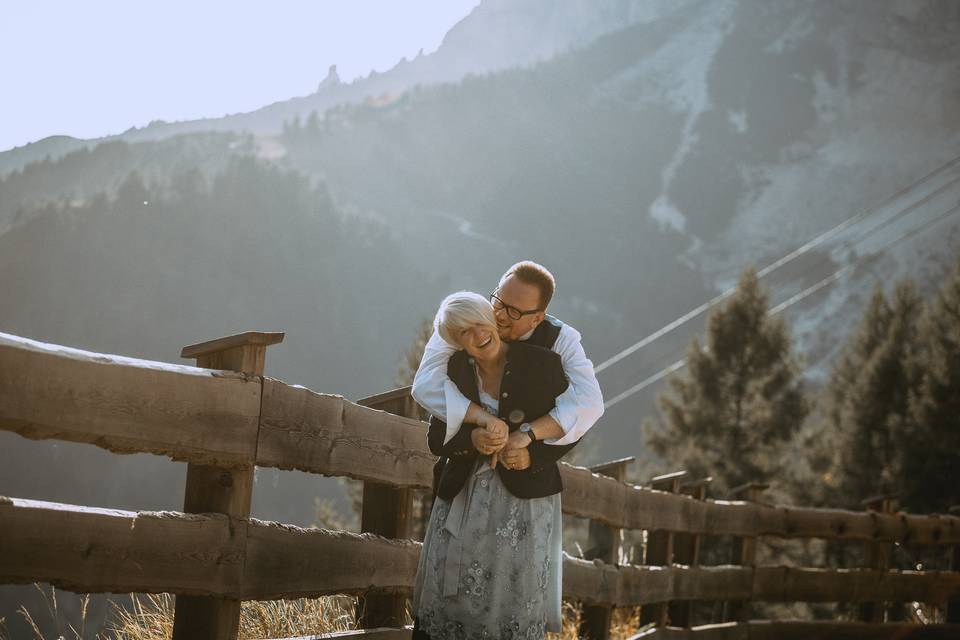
[589,456,635,474]
[649,470,689,483]
[356,385,413,408]
[180,331,285,359]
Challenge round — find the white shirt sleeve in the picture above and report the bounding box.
[542,322,605,446]
[411,329,472,445]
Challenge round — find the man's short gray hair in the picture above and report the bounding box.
[434,291,497,348]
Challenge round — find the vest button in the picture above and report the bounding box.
[501,392,508,398]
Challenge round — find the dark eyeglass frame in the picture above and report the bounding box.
[490,293,542,321]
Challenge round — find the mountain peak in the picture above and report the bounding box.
[318,64,341,91]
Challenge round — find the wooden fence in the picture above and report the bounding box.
[1,329,959,640]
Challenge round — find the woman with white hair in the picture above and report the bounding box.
[411,291,579,640]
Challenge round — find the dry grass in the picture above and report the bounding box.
[5,584,653,640]
[106,592,356,639]
[5,584,92,640]
[4,585,356,640]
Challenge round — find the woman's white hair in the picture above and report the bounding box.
[434,291,497,348]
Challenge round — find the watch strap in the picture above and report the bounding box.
[522,423,537,444]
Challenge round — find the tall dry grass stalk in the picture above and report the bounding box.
[6,584,92,640]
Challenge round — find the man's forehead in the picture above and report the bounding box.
[498,276,540,304]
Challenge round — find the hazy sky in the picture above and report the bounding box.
[1,1,480,152]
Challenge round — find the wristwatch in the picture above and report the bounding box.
[520,423,536,445]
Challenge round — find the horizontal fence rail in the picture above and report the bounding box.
[2,496,960,606]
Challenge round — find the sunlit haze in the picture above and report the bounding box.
[1,0,480,151]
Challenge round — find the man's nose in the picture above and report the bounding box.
[494,306,508,321]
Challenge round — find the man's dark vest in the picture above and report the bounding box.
[526,314,563,350]
[430,315,564,501]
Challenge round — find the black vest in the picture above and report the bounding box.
[428,339,580,501]
[429,316,564,500]
[525,314,562,350]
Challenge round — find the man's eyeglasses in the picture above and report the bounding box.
[490,293,541,321]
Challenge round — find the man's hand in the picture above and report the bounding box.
[499,446,531,471]
[504,430,533,451]
[470,420,508,457]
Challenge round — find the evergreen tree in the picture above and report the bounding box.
[645,267,808,493]
[899,259,960,513]
[818,281,923,509]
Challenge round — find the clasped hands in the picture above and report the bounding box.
[470,415,532,470]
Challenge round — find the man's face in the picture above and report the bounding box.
[492,275,545,341]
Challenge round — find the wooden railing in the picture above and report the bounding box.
[1,329,959,640]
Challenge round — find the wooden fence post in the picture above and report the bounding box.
[578,456,634,640]
[724,481,768,622]
[857,493,898,623]
[948,505,960,623]
[670,476,712,628]
[640,470,687,628]
[354,386,422,628]
[172,330,285,640]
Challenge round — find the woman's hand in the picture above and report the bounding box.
[499,446,531,471]
[472,415,508,469]
[470,417,508,457]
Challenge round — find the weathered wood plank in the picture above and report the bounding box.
[241,519,421,600]
[0,497,244,596]
[0,497,420,600]
[752,566,960,604]
[631,621,960,639]
[563,560,753,607]
[255,379,434,487]
[559,461,960,543]
[0,332,261,467]
[3,497,958,606]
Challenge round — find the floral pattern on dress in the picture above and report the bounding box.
[495,501,530,549]
[411,455,562,639]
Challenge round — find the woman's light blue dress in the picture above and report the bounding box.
[412,390,564,640]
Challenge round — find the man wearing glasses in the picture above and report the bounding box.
[412,260,604,474]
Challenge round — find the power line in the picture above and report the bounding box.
[602,201,960,411]
[594,153,960,375]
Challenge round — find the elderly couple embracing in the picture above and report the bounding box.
[409,260,604,640]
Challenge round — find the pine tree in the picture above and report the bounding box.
[819,281,923,509]
[899,258,960,513]
[645,267,808,494]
